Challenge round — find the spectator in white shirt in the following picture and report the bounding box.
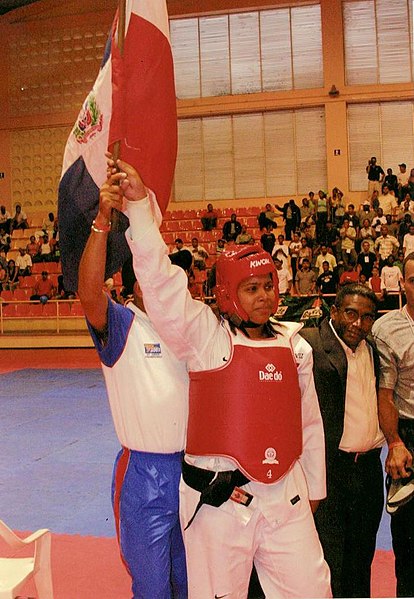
[190,237,208,270]
[315,244,337,275]
[15,247,32,277]
[378,184,398,217]
[372,207,387,235]
[397,163,409,200]
[403,224,414,256]
[271,234,289,268]
[381,255,403,310]
[274,256,292,295]
[381,255,403,293]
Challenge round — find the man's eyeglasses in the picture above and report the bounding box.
[340,307,375,325]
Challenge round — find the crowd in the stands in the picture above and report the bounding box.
[1,158,413,306]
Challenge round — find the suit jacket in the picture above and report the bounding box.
[222,220,242,241]
[300,318,380,476]
[280,202,301,227]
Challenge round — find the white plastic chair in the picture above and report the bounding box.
[0,520,53,599]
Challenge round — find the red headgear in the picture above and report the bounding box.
[215,244,279,323]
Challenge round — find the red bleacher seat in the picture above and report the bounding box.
[247,216,258,227]
[14,289,28,301]
[28,303,44,317]
[19,275,36,288]
[235,207,248,217]
[11,239,22,250]
[49,275,59,288]
[2,304,16,317]
[31,263,45,274]
[42,302,57,317]
[183,209,197,219]
[29,214,44,228]
[57,303,72,317]
[71,302,85,316]
[0,290,14,301]
[191,220,202,230]
[175,220,188,232]
[31,262,60,274]
[162,232,175,244]
[14,303,32,317]
[246,207,256,216]
[165,220,178,232]
[198,231,215,242]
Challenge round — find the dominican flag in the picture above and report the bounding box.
[58,0,177,293]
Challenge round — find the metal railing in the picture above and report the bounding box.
[0,299,85,334]
[0,291,404,336]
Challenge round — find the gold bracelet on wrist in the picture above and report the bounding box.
[91,219,111,233]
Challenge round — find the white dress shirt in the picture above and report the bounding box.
[329,321,385,452]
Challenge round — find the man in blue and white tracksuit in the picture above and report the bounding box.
[77,180,188,599]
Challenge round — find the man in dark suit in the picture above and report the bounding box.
[222,213,242,242]
[275,198,301,240]
[301,283,384,598]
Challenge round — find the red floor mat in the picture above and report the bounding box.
[0,348,100,373]
[0,532,131,599]
[0,531,396,599]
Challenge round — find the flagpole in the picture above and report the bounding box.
[111,0,126,231]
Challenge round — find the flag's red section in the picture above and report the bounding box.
[109,13,177,215]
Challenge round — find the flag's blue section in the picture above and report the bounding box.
[59,157,130,293]
[101,33,111,69]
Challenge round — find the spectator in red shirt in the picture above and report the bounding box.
[200,203,218,231]
[27,235,40,261]
[30,271,55,303]
[339,263,359,286]
[368,266,384,299]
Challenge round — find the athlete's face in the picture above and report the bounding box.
[237,274,276,325]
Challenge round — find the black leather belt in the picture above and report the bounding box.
[337,447,382,463]
[182,460,250,529]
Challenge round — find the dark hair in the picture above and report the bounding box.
[402,252,414,278]
[175,238,183,244]
[334,283,377,310]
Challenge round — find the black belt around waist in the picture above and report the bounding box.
[337,447,382,463]
[182,460,250,529]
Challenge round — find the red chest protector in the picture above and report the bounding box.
[186,334,303,483]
